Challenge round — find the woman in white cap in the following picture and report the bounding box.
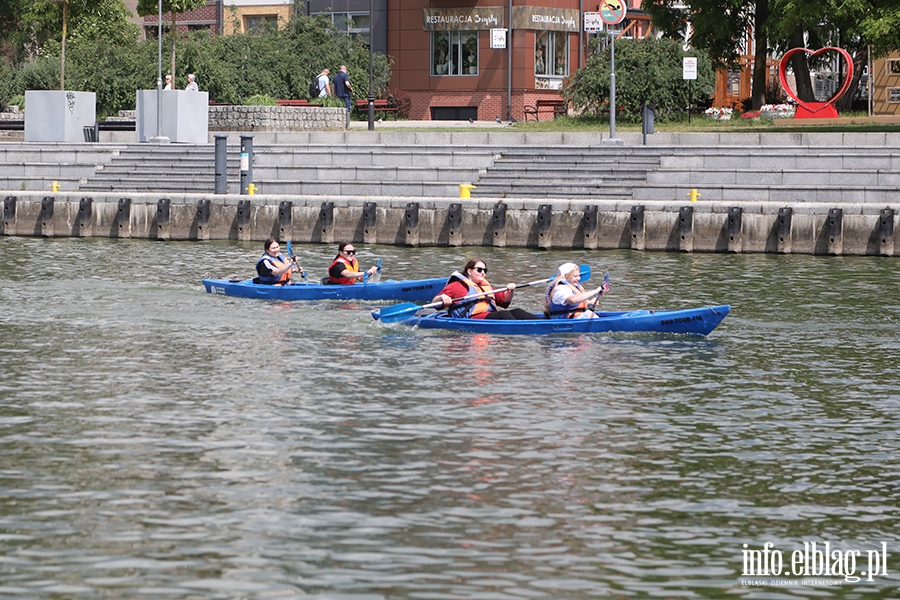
[545,262,606,319]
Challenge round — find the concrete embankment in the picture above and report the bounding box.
[2,190,896,256]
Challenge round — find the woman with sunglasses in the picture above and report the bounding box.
[328,242,378,284]
[432,258,541,320]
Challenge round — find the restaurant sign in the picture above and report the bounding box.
[511,6,580,32]
[423,8,504,30]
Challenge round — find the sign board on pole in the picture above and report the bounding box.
[599,0,627,25]
[491,28,507,49]
[584,12,603,32]
[683,57,698,80]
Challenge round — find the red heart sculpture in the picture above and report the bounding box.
[778,47,853,119]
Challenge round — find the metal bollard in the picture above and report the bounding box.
[641,104,655,146]
[240,134,253,195]
[214,134,228,194]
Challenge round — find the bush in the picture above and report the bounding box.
[244,94,279,106]
[0,14,393,119]
[564,37,716,123]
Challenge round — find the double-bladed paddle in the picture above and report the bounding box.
[375,264,591,324]
[286,241,307,283]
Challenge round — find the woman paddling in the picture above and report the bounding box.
[256,237,302,285]
[544,262,605,319]
[328,242,379,284]
[432,258,540,320]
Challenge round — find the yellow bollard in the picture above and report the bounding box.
[459,184,475,199]
[51,181,60,192]
[248,183,257,196]
[688,188,701,202]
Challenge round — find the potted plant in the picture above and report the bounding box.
[760,103,796,119]
[704,107,733,120]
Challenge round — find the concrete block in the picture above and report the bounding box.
[25,91,96,143]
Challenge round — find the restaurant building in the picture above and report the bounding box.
[144,1,666,122]
[388,1,584,121]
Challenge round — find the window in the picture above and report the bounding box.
[535,31,568,77]
[321,12,371,45]
[245,15,277,34]
[888,88,900,103]
[888,59,900,76]
[432,31,478,76]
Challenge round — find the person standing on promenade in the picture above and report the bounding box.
[317,68,331,98]
[333,65,353,121]
[185,74,199,91]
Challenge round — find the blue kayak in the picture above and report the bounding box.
[203,276,446,302]
[372,305,731,336]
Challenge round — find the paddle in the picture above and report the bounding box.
[363,258,382,284]
[286,241,307,283]
[376,264,591,324]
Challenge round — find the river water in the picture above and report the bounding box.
[1,236,899,600]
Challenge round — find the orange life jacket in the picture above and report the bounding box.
[447,273,497,318]
[328,255,360,285]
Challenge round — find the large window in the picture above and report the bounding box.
[535,31,568,77]
[245,15,278,34]
[321,12,370,45]
[432,31,478,76]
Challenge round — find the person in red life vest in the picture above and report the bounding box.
[432,258,541,320]
[256,237,302,285]
[328,242,378,284]
[545,262,605,319]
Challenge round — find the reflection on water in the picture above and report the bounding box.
[1,237,899,599]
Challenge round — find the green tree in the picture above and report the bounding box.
[137,0,207,85]
[770,0,900,110]
[14,0,139,89]
[564,37,716,121]
[642,0,773,108]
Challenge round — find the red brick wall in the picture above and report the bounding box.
[388,1,578,121]
[143,0,219,33]
[405,90,565,122]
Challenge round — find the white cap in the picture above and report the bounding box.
[558,262,578,278]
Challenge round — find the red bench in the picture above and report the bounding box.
[355,99,400,116]
[524,98,567,121]
[276,99,321,107]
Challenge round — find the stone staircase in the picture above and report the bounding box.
[0,143,125,193]
[635,146,900,203]
[74,143,500,196]
[4,135,900,204]
[79,145,240,193]
[473,147,662,198]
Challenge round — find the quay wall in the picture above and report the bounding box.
[2,191,897,256]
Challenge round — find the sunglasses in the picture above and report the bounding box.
[473,266,487,273]
[343,249,356,255]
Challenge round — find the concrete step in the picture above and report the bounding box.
[483,167,649,179]
[632,183,898,203]
[253,165,482,182]
[646,168,900,187]
[473,182,634,198]
[252,180,462,197]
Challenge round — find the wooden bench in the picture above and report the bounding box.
[524,98,567,121]
[355,99,400,116]
[276,99,321,107]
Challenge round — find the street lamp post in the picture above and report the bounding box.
[151,0,169,143]
[367,0,374,131]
